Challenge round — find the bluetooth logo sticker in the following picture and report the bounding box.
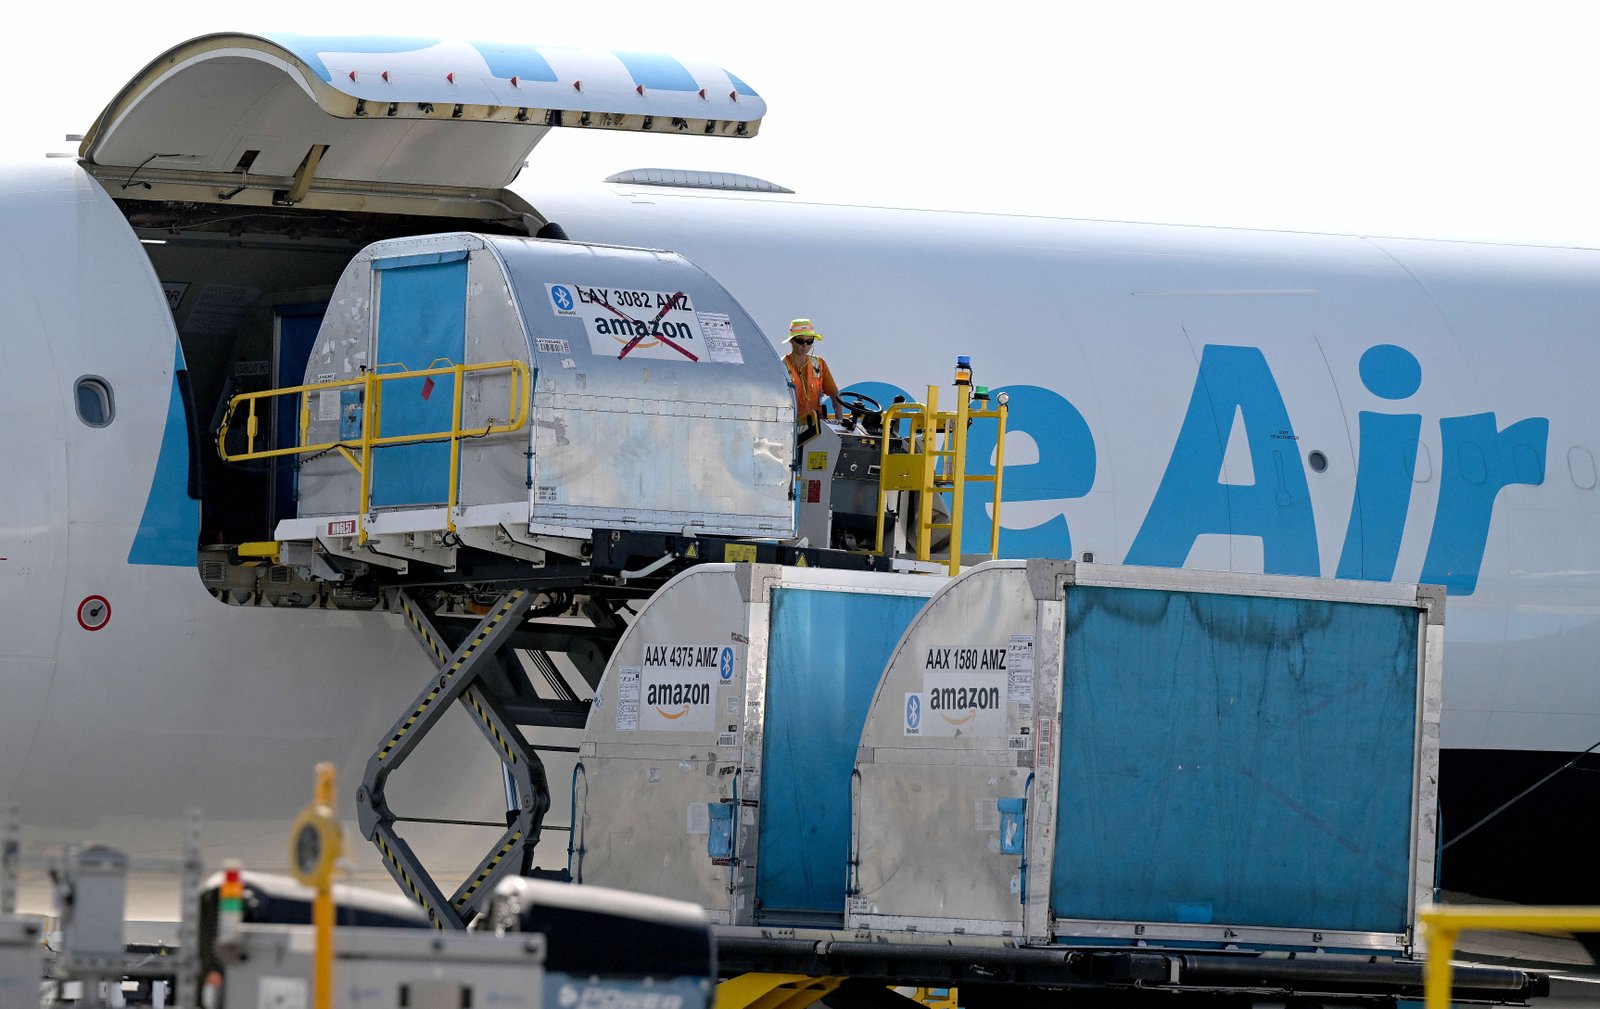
[549,284,575,315]
[905,693,922,733]
[720,646,735,682]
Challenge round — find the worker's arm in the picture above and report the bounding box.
[820,361,843,419]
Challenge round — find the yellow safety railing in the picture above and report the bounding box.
[874,381,1007,575]
[1421,905,1600,1009]
[217,359,530,544]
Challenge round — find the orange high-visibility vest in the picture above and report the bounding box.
[785,354,833,419]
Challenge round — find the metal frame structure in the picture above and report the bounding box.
[844,559,1443,956]
[355,589,552,930]
[1421,906,1600,1009]
[217,358,531,543]
[1020,561,1445,955]
[714,929,1542,1006]
[1,807,203,1005]
[726,565,937,928]
[568,562,939,927]
[874,381,1007,574]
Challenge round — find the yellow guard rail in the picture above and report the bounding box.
[1421,904,1600,1009]
[874,376,1007,575]
[217,359,530,544]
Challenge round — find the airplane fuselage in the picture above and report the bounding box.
[4,154,1598,911]
[542,184,1598,756]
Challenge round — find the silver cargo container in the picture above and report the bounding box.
[850,559,1441,954]
[282,233,796,548]
[573,563,940,925]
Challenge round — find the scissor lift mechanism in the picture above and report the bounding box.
[355,589,554,930]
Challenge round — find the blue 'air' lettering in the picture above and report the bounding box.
[1420,412,1548,594]
[1336,344,1422,580]
[853,341,1549,596]
[960,385,1095,559]
[1125,345,1318,575]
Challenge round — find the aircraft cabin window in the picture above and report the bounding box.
[75,376,114,428]
[1569,446,1597,490]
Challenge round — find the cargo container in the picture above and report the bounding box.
[850,559,1441,955]
[573,563,940,925]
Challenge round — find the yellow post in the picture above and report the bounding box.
[874,403,920,557]
[989,400,1007,558]
[1420,905,1600,1009]
[446,363,465,533]
[289,764,342,1009]
[918,386,939,562]
[312,764,335,1009]
[946,380,970,575]
[874,419,891,556]
[357,371,377,544]
[1423,919,1455,1009]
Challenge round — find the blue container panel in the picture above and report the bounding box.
[271,304,326,524]
[1051,588,1418,935]
[757,588,927,921]
[369,258,466,508]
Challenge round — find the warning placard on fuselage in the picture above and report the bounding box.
[547,283,739,364]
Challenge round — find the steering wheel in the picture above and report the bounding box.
[835,390,882,416]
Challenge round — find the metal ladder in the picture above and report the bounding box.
[874,369,1009,575]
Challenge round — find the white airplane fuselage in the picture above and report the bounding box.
[541,183,1599,752]
[3,150,1596,913]
[0,160,508,914]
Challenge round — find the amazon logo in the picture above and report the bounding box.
[646,681,710,719]
[928,683,1002,725]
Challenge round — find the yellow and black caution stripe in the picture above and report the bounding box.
[452,831,522,910]
[400,594,449,667]
[375,832,445,930]
[376,681,445,763]
[378,591,526,762]
[444,592,525,677]
[465,687,517,764]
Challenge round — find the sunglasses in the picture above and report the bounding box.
[792,339,814,346]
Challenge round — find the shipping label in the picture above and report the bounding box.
[547,283,708,363]
[638,644,724,732]
[914,642,1012,737]
[1006,633,1035,702]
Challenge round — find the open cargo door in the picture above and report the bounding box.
[79,32,765,220]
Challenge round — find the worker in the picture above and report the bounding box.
[783,318,842,422]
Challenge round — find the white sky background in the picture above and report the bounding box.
[9,1,1596,247]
